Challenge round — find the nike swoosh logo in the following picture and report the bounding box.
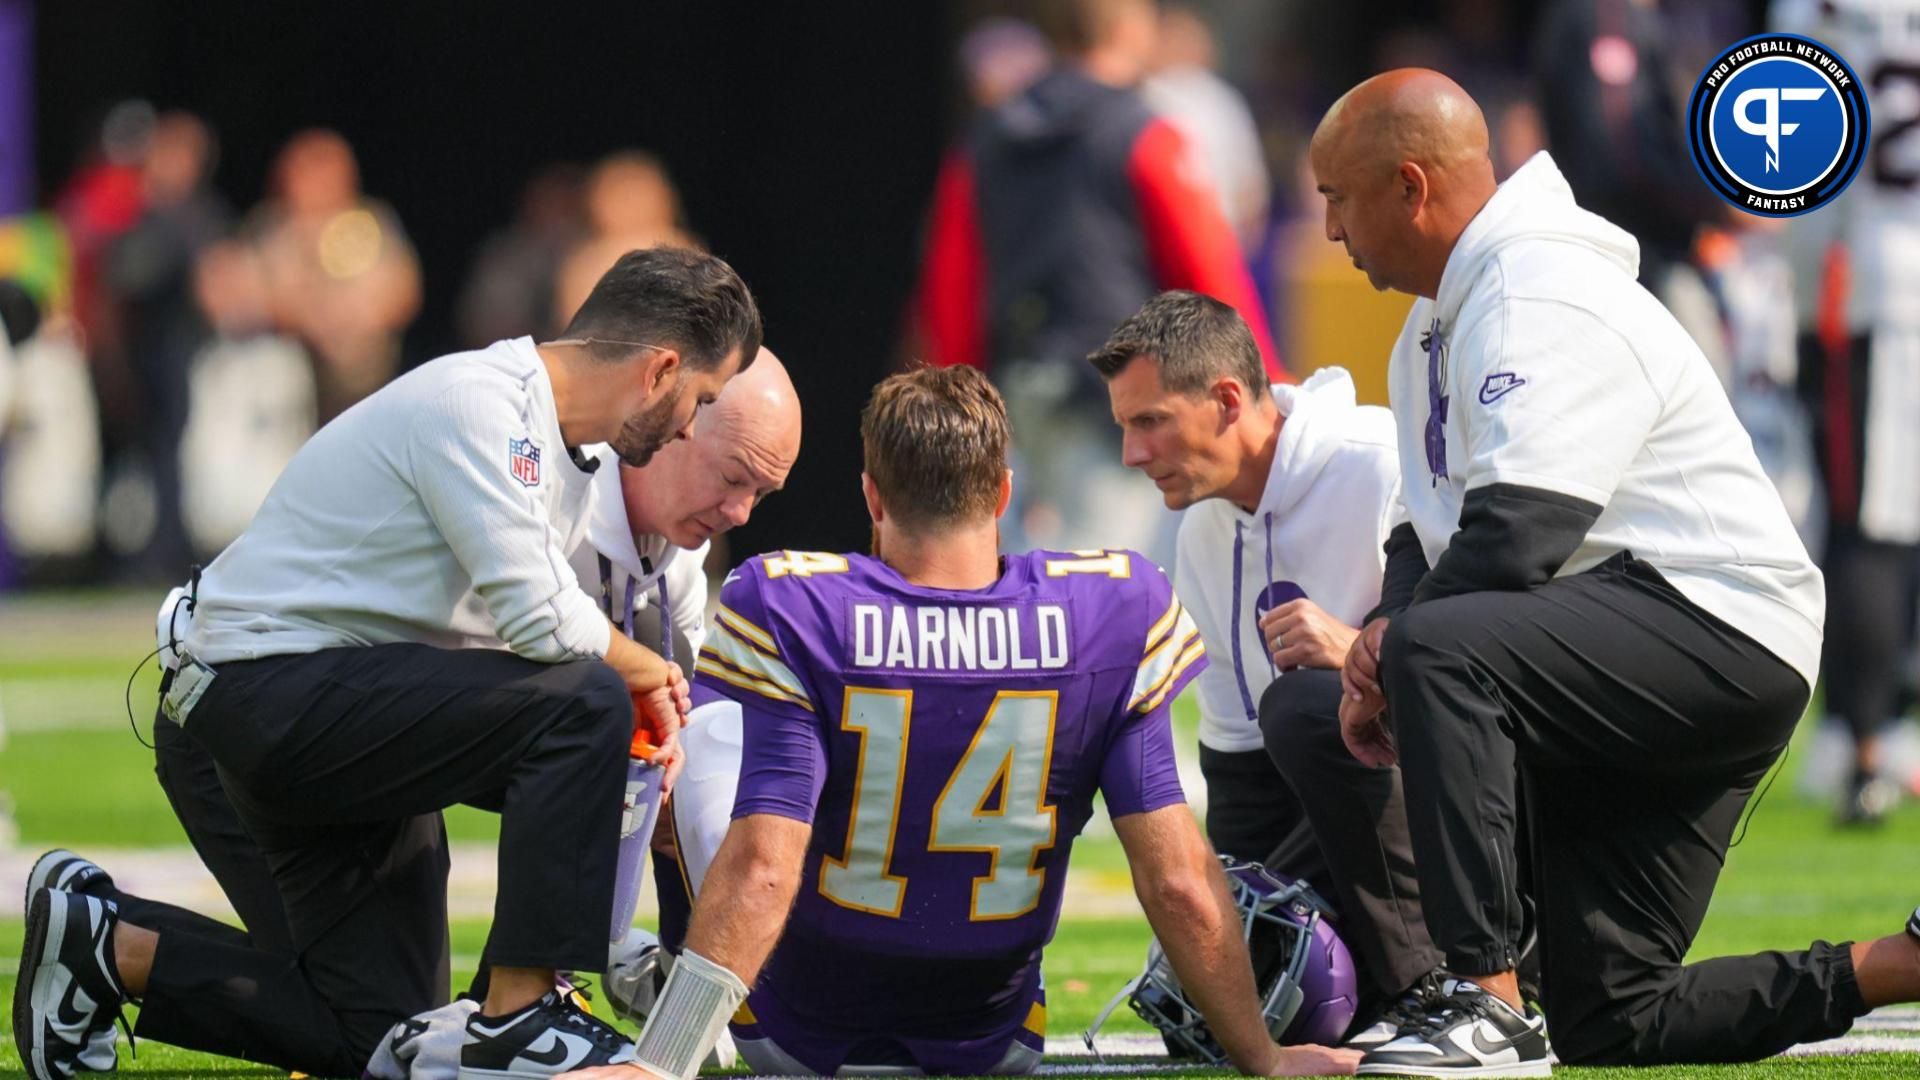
[1478,374,1525,405]
[1470,1022,1534,1056]
[516,1036,578,1068]
[55,978,96,1031]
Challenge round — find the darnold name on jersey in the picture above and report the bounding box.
[849,602,1072,673]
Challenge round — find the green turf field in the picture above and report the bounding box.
[1,595,1916,1077]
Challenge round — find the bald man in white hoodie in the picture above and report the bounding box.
[1092,289,1444,1048]
[1314,69,1920,1077]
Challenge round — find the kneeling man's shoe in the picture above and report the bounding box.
[14,888,130,1079]
[1356,978,1549,1078]
[459,989,636,1079]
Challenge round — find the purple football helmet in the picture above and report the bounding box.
[1086,857,1358,1062]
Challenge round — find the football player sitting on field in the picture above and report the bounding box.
[561,365,1359,1079]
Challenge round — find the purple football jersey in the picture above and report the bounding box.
[694,548,1204,1048]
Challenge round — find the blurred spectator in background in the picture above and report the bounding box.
[54,100,150,375]
[251,129,419,423]
[1532,0,1731,294]
[1142,3,1270,251]
[105,111,229,579]
[180,238,315,555]
[1780,0,1920,825]
[0,277,28,442]
[915,0,1280,558]
[455,163,586,347]
[54,102,152,570]
[553,151,694,325]
[957,16,1053,110]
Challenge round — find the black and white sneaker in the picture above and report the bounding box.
[1906,904,1919,943]
[24,851,115,912]
[13,888,130,1079]
[1348,970,1447,1051]
[459,988,637,1079]
[1356,978,1549,1078]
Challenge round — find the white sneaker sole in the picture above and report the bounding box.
[1357,1060,1551,1078]
[16,889,67,1080]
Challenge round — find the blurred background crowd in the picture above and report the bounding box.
[0,0,1913,815]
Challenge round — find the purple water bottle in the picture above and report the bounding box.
[610,724,665,944]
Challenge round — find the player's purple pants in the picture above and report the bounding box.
[731,977,1045,1076]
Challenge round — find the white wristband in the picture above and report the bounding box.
[630,948,749,1080]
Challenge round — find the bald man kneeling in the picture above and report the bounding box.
[1311,70,1920,1075]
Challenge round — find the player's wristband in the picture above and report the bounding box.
[630,947,749,1080]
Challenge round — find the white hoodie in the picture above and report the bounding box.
[568,444,710,669]
[1388,153,1824,688]
[1176,368,1402,753]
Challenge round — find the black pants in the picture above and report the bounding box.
[1258,669,1442,1001]
[128,643,630,1076]
[1197,742,1304,866]
[1380,553,1866,1065]
[1199,685,1442,1005]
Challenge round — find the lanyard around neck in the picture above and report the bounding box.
[598,552,674,664]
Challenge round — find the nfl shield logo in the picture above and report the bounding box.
[508,437,541,487]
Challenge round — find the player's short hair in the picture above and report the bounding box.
[1031,0,1152,55]
[1087,290,1267,397]
[861,365,1009,532]
[562,246,762,372]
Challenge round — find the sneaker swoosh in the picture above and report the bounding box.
[54,979,96,1034]
[517,1035,578,1069]
[1470,1023,1533,1057]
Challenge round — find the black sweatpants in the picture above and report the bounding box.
[1380,553,1866,1065]
[1197,742,1304,866]
[131,643,630,1077]
[1258,669,1443,1001]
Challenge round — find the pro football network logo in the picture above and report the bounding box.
[1687,33,1869,217]
[508,436,542,487]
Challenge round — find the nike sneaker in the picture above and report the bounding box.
[13,888,130,1079]
[1348,970,1447,1051]
[1357,978,1549,1078]
[458,988,635,1079]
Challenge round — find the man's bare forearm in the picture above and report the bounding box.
[681,813,810,982]
[1117,807,1278,1074]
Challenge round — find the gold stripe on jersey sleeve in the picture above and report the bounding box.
[1136,637,1206,714]
[1142,594,1182,656]
[1129,609,1204,713]
[707,620,812,701]
[1129,605,1201,706]
[695,651,816,713]
[714,604,779,657]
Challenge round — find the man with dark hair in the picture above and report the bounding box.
[561,365,1359,1079]
[15,247,761,1080]
[915,0,1281,559]
[1093,290,1444,1048]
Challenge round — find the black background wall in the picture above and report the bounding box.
[35,1,955,558]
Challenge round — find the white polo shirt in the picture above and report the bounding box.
[186,337,612,665]
[1388,153,1824,687]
